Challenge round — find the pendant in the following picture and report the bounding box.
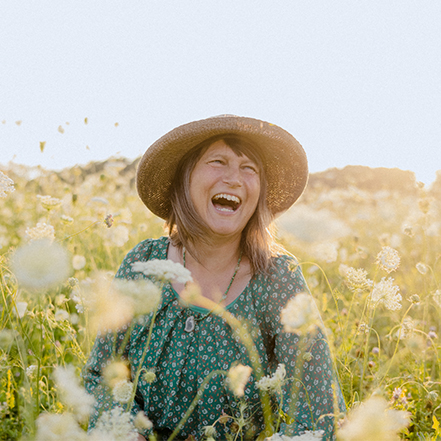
[185,316,195,332]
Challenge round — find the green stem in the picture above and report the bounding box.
[168,370,227,441]
[377,304,413,388]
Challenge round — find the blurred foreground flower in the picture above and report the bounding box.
[369,278,402,311]
[280,292,320,334]
[376,246,400,273]
[35,412,86,441]
[0,171,15,197]
[11,239,70,291]
[103,361,131,388]
[54,365,95,422]
[77,273,161,332]
[132,259,193,284]
[112,278,161,316]
[227,364,252,397]
[338,395,410,441]
[25,222,55,242]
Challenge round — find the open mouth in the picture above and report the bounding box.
[212,193,242,212]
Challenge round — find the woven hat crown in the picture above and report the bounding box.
[137,115,308,219]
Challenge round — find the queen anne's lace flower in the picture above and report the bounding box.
[91,407,138,441]
[338,396,410,441]
[134,411,153,430]
[369,278,402,311]
[34,412,87,441]
[112,278,161,317]
[11,239,70,291]
[53,365,95,422]
[343,267,373,292]
[25,222,55,242]
[376,246,400,273]
[397,317,415,339]
[112,379,134,403]
[227,364,252,397]
[72,255,86,270]
[132,259,193,284]
[433,290,441,308]
[0,171,15,198]
[416,262,428,275]
[37,194,62,210]
[257,364,286,395]
[280,292,320,334]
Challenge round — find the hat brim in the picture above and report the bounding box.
[137,115,308,219]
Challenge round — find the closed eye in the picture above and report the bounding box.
[242,164,258,173]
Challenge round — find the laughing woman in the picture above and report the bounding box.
[82,115,345,440]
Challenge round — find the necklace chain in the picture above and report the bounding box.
[182,247,242,322]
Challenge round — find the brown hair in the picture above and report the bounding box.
[166,135,278,275]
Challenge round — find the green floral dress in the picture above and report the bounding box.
[82,237,345,440]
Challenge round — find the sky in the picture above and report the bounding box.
[1,1,440,185]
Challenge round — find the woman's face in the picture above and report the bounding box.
[189,139,261,241]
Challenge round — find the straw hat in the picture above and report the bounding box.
[136,115,308,219]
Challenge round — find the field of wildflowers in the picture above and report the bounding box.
[1,160,440,440]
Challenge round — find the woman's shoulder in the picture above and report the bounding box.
[115,236,169,278]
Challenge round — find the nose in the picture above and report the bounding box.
[222,164,242,187]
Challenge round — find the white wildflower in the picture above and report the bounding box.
[53,365,95,422]
[280,293,320,334]
[369,278,402,311]
[91,407,138,441]
[396,317,415,340]
[0,171,15,198]
[134,411,153,431]
[110,225,130,247]
[204,425,217,437]
[416,262,428,275]
[376,246,400,273]
[112,278,161,316]
[86,273,135,332]
[60,214,74,225]
[11,239,70,291]
[35,412,87,441]
[338,395,410,441]
[54,309,70,321]
[112,379,134,403]
[37,194,62,210]
[26,364,37,377]
[103,361,131,388]
[25,222,55,242]
[344,267,373,292]
[227,364,252,397]
[132,259,193,284]
[72,255,86,270]
[433,290,441,308]
[257,364,286,395]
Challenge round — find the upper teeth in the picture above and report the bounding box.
[213,194,241,204]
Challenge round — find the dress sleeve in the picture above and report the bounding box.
[262,256,345,440]
[81,239,154,432]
